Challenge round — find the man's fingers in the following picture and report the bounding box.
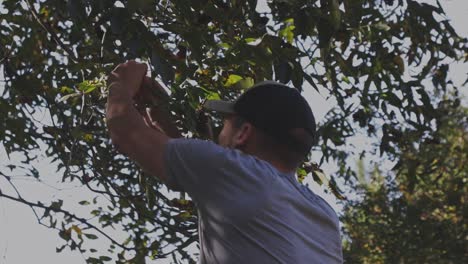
[141,62,148,76]
[107,71,120,84]
[128,61,148,89]
[128,60,148,75]
[107,60,149,97]
[111,60,147,77]
[141,76,153,91]
[141,108,165,133]
[142,109,153,126]
[111,63,123,73]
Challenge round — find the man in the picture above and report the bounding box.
[106,61,343,263]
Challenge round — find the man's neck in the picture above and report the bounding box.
[247,150,297,175]
[235,143,297,175]
[265,158,296,175]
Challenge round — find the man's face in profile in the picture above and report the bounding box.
[217,115,239,149]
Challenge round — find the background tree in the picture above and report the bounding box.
[0,0,466,263]
[342,103,467,263]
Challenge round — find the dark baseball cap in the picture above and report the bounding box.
[204,81,316,154]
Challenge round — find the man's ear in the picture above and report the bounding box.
[233,122,254,147]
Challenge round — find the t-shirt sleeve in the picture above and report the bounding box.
[163,138,273,206]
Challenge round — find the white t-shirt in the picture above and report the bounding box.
[164,138,343,264]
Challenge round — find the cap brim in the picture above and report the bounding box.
[204,100,235,114]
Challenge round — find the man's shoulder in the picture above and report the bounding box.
[165,137,275,180]
[167,137,217,148]
[167,138,270,168]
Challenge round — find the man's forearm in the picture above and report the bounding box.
[105,62,171,182]
[106,85,172,181]
[106,85,149,151]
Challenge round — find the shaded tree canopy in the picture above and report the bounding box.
[0,0,466,262]
[342,104,467,263]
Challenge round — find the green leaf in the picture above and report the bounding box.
[90,210,100,216]
[206,91,221,100]
[84,233,98,240]
[56,245,66,253]
[312,170,329,186]
[279,18,295,44]
[218,42,231,49]
[77,80,97,93]
[57,92,81,103]
[60,86,74,94]
[224,74,244,87]
[71,225,82,235]
[50,200,63,210]
[297,168,307,183]
[374,21,391,31]
[59,229,71,241]
[238,77,255,90]
[86,257,102,264]
[99,256,112,262]
[83,133,93,142]
[176,211,192,221]
[79,200,90,205]
[245,37,262,46]
[275,61,292,84]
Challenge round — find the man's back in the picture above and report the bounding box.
[165,139,343,264]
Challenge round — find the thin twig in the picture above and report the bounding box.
[1,173,66,229]
[0,192,135,251]
[0,41,15,64]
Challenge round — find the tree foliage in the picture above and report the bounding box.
[0,0,466,262]
[342,103,467,263]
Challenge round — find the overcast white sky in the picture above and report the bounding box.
[0,1,467,263]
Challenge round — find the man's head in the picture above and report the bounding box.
[204,81,316,170]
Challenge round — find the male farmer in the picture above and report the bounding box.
[106,61,343,263]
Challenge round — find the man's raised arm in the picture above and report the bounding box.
[106,61,171,182]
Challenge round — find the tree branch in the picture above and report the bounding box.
[24,0,80,63]
[0,191,135,251]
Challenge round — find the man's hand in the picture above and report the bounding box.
[108,60,148,98]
